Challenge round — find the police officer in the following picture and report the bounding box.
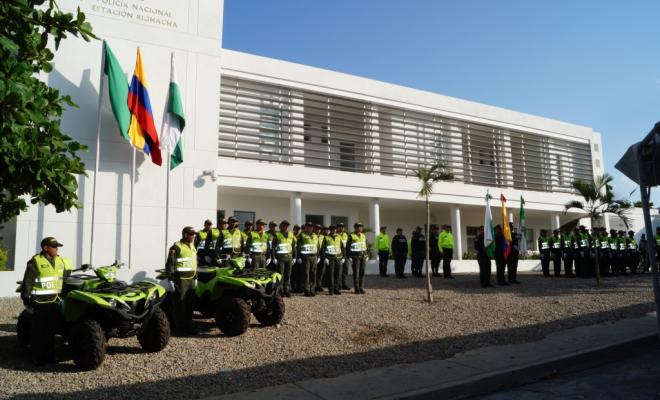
[217,217,243,260]
[322,225,344,295]
[627,230,639,274]
[20,237,73,364]
[618,230,629,275]
[608,229,620,276]
[639,233,649,273]
[298,222,319,296]
[549,229,562,277]
[562,228,575,278]
[246,219,269,269]
[375,226,391,277]
[346,222,368,294]
[166,227,198,336]
[573,227,583,277]
[316,226,330,292]
[391,228,408,278]
[589,228,600,277]
[272,220,296,297]
[337,222,351,290]
[494,225,508,285]
[266,221,278,270]
[439,225,455,279]
[538,229,551,277]
[291,223,302,292]
[241,220,254,252]
[598,227,611,277]
[429,225,441,277]
[577,226,591,278]
[410,226,425,277]
[475,226,492,288]
[196,219,219,266]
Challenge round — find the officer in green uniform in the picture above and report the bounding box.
[438,225,455,279]
[538,230,551,277]
[321,225,344,295]
[165,226,198,336]
[216,218,232,258]
[195,219,219,266]
[298,222,319,296]
[618,230,629,275]
[266,221,278,270]
[577,226,591,278]
[291,224,303,292]
[598,227,611,277]
[572,227,582,277]
[316,225,327,292]
[562,229,575,277]
[375,226,391,277]
[272,220,296,297]
[346,222,368,294]
[241,220,253,254]
[588,228,600,278]
[337,222,351,290]
[246,219,269,270]
[550,229,562,276]
[627,230,639,274]
[20,237,73,364]
[609,229,620,276]
[226,216,245,258]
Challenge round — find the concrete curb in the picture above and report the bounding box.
[203,313,659,400]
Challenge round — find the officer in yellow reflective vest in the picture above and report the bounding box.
[241,220,253,254]
[375,226,391,277]
[195,219,219,265]
[298,222,320,296]
[346,222,368,294]
[322,225,344,295]
[217,216,244,260]
[439,225,455,279]
[166,226,198,336]
[266,221,278,270]
[337,222,351,290]
[246,219,269,269]
[272,220,296,297]
[316,226,330,292]
[20,237,73,365]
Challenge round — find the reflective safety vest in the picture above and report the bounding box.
[551,237,561,249]
[600,237,609,250]
[339,232,348,247]
[579,234,589,248]
[174,241,197,279]
[249,231,268,254]
[628,238,637,250]
[349,232,367,254]
[267,230,276,250]
[539,238,550,251]
[609,238,618,251]
[197,228,220,251]
[274,232,295,255]
[375,233,391,251]
[619,239,627,251]
[439,231,454,249]
[221,229,243,252]
[31,254,73,303]
[299,233,319,255]
[655,234,660,246]
[563,236,573,249]
[324,234,342,258]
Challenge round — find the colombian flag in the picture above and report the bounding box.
[127,47,162,166]
[500,194,512,260]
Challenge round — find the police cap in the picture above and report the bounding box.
[41,237,63,248]
[244,220,253,226]
[204,219,213,226]
[337,222,345,227]
[256,219,267,226]
[269,221,277,227]
[227,216,238,223]
[182,226,196,236]
[280,220,290,226]
[354,221,364,228]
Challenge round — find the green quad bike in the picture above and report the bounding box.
[157,255,285,336]
[17,262,170,370]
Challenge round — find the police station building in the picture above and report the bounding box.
[0,0,631,296]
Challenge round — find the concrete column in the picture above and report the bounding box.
[604,214,611,232]
[290,192,302,226]
[551,214,560,230]
[369,198,380,244]
[451,206,462,260]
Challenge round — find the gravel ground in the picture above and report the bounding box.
[0,273,655,400]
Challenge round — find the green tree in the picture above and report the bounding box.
[564,174,629,286]
[0,0,96,223]
[412,162,453,303]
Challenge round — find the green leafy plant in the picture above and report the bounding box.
[412,162,453,303]
[462,251,476,260]
[0,0,97,223]
[0,243,10,271]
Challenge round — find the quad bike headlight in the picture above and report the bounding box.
[107,299,117,308]
[147,291,158,303]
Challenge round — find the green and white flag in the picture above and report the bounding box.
[484,192,495,258]
[518,196,527,253]
[160,53,186,170]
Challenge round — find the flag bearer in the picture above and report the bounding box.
[538,229,551,277]
[508,224,521,284]
[195,219,219,266]
[475,226,492,288]
[20,237,73,364]
[166,227,198,336]
[375,226,391,277]
[321,225,344,295]
[246,219,269,270]
[439,225,455,279]
[346,222,369,294]
[272,220,296,297]
[298,222,319,296]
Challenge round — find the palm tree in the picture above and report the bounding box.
[564,173,630,286]
[412,162,454,303]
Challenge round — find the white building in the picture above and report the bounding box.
[1,0,640,297]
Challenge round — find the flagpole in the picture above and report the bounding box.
[129,147,136,269]
[90,40,106,266]
[165,154,171,255]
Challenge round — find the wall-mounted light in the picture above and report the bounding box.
[202,169,217,182]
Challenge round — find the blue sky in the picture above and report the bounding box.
[223,1,660,203]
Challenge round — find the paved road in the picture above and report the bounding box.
[479,347,660,399]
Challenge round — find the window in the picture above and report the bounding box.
[216,210,225,226]
[595,159,601,168]
[234,211,255,227]
[305,214,324,226]
[340,142,356,171]
[331,216,348,227]
[593,143,599,152]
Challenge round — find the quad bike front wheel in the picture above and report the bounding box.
[17,310,33,352]
[138,308,170,352]
[70,320,106,370]
[254,293,285,326]
[215,297,250,336]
